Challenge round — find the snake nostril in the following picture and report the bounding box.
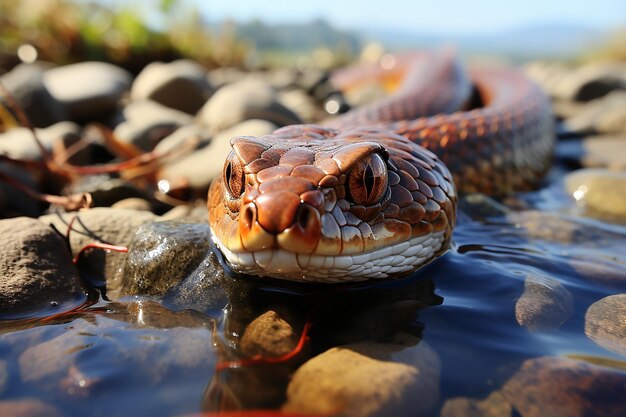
[296,205,311,230]
[242,204,256,230]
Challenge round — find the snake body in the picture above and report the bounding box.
[207,51,554,282]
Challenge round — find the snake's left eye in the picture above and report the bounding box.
[348,153,388,206]
[223,152,245,198]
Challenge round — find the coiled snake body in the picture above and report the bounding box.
[208,51,554,282]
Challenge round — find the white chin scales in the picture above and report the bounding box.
[213,231,446,283]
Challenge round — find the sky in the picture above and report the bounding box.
[197,0,626,35]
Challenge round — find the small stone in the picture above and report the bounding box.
[564,168,626,223]
[0,399,63,417]
[113,100,193,151]
[206,66,247,89]
[111,197,152,211]
[0,63,65,127]
[551,62,626,101]
[500,356,626,417]
[131,59,213,114]
[580,135,626,170]
[440,392,512,417]
[153,124,212,155]
[241,311,298,358]
[585,294,626,357]
[0,217,85,318]
[39,208,158,299]
[121,220,212,297]
[284,338,439,417]
[564,91,626,135]
[158,119,277,190]
[277,88,320,122]
[515,274,573,331]
[0,122,82,161]
[198,77,301,132]
[160,204,208,222]
[44,61,132,121]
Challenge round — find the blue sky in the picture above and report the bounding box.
[198,0,625,34]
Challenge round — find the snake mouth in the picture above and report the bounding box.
[212,230,446,283]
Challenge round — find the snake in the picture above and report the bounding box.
[207,50,554,283]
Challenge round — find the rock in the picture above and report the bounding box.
[158,119,277,190]
[284,338,439,417]
[130,59,213,114]
[585,294,626,357]
[43,61,132,121]
[39,208,158,299]
[68,176,147,208]
[552,62,626,102]
[500,356,626,417]
[121,220,212,297]
[515,274,573,331]
[206,66,247,89]
[570,257,626,290]
[523,61,574,99]
[440,392,512,417]
[111,197,152,211]
[0,63,65,127]
[580,135,626,170]
[241,311,298,358]
[277,88,320,122]
[0,217,85,318]
[160,204,208,222]
[198,77,301,132]
[153,124,212,155]
[113,100,193,151]
[0,399,64,417]
[563,91,626,135]
[564,168,626,223]
[0,122,81,161]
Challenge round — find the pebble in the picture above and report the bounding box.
[0,399,64,417]
[197,76,301,132]
[121,220,212,297]
[0,63,65,127]
[564,168,626,223]
[0,122,82,161]
[563,91,626,135]
[130,59,213,114]
[515,274,573,331]
[500,356,626,417]
[0,217,85,318]
[284,337,439,417]
[585,294,626,357]
[241,310,298,358]
[111,197,153,212]
[43,61,132,121]
[548,61,626,101]
[113,100,193,151]
[206,66,248,89]
[158,119,277,190]
[39,208,158,299]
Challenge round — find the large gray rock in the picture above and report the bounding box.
[0,217,85,318]
[283,337,439,417]
[44,61,132,120]
[515,274,573,331]
[500,356,626,417]
[198,77,301,132]
[131,59,213,114]
[39,208,158,299]
[0,63,65,127]
[564,168,626,223]
[585,294,626,357]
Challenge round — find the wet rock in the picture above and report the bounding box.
[39,208,158,298]
[284,337,439,417]
[500,356,626,417]
[578,135,626,170]
[515,274,573,331]
[564,168,626,223]
[111,197,152,211]
[0,399,64,417]
[0,217,85,318]
[0,63,65,127]
[198,77,301,132]
[121,220,212,297]
[130,59,213,114]
[440,392,512,417]
[43,61,132,120]
[585,294,626,357]
[563,91,626,135]
[113,100,193,151]
[0,122,82,161]
[552,62,626,102]
[241,310,298,358]
[158,119,277,189]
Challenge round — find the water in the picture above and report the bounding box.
[1,165,625,416]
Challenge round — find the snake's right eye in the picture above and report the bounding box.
[223,152,245,198]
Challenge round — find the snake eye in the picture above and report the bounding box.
[348,153,388,206]
[223,152,245,198]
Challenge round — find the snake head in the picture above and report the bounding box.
[207,125,456,282]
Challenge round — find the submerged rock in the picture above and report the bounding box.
[565,168,626,223]
[515,274,573,331]
[241,310,298,358]
[0,399,64,417]
[440,392,512,417]
[0,217,85,318]
[585,294,626,357]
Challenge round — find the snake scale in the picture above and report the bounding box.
[207,50,554,282]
